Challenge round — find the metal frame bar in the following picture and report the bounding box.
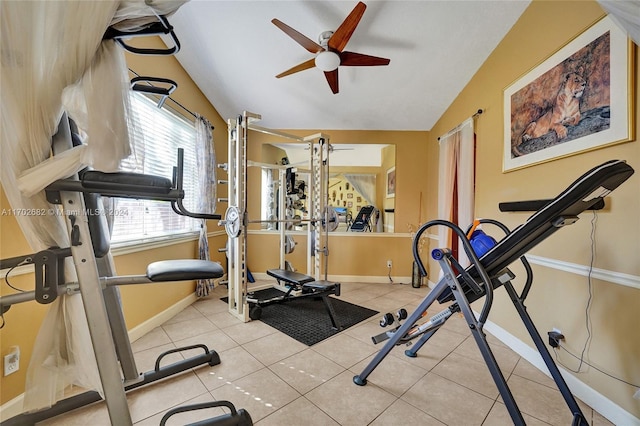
[439,253,525,425]
[247,124,304,142]
[503,281,588,424]
[224,112,333,321]
[97,255,142,385]
[279,168,287,269]
[51,115,133,425]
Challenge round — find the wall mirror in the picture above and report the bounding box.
[260,143,396,233]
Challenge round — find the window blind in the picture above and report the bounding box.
[110,93,199,244]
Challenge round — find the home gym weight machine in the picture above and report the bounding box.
[0,115,253,426]
[219,112,340,324]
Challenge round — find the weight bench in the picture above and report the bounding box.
[245,268,342,330]
[353,159,634,426]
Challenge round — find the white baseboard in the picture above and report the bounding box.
[128,276,230,342]
[482,318,640,425]
[1,292,200,421]
[251,272,411,285]
[426,268,638,423]
[0,394,24,422]
[127,292,198,342]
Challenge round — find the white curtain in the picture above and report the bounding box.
[342,174,376,207]
[343,173,382,231]
[111,0,188,32]
[2,1,123,410]
[1,0,185,411]
[597,0,640,45]
[437,118,475,267]
[195,115,216,297]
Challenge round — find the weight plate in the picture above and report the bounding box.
[223,206,241,237]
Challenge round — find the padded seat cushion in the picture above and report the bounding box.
[82,171,173,194]
[147,259,224,282]
[267,269,315,285]
[303,280,341,296]
[303,281,335,290]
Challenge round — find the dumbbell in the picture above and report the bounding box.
[379,309,409,327]
[379,312,395,327]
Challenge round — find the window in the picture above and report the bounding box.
[110,93,199,244]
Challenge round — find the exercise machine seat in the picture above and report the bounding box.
[266,269,315,285]
[147,259,224,282]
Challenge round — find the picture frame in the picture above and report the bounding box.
[386,166,396,198]
[503,16,634,172]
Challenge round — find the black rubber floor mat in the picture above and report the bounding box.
[223,288,378,346]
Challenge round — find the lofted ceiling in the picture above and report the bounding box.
[168,0,531,131]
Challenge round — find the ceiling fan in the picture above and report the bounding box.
[272,1,390,94]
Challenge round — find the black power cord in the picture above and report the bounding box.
[552,211,640,389]
[4,261,29,293]
[2,259,32,329]
[553,345,640,388]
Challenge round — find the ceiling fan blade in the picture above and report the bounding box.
[324,69,339,94]
[328,1,366,52]
[340,51,390,66]
[272,19,324,54]
[276,58,317,78]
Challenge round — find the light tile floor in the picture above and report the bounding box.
[39,281,613,425]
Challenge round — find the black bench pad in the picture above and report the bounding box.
[82,170,173,194]
[437,159,634,304]
[267,269,315,285]
[147,259,224,282]
[304,281,341,296]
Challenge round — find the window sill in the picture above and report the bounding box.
[111,232,199,257]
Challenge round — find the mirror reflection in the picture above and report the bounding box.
[260,143,396,233]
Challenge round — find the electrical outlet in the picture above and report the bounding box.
[4,347,20,376]
[386,260,392,268]
[547,329,564,348]
[634,388,640,400]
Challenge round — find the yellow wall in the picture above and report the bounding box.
[0,187,50,404]
[247,232,413,279]
[2,1,638,418]
[381,144,396,217]
[425,0,639,417]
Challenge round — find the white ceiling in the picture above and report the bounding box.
[169,0,530,131]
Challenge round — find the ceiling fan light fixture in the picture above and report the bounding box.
[315,51,341,72]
